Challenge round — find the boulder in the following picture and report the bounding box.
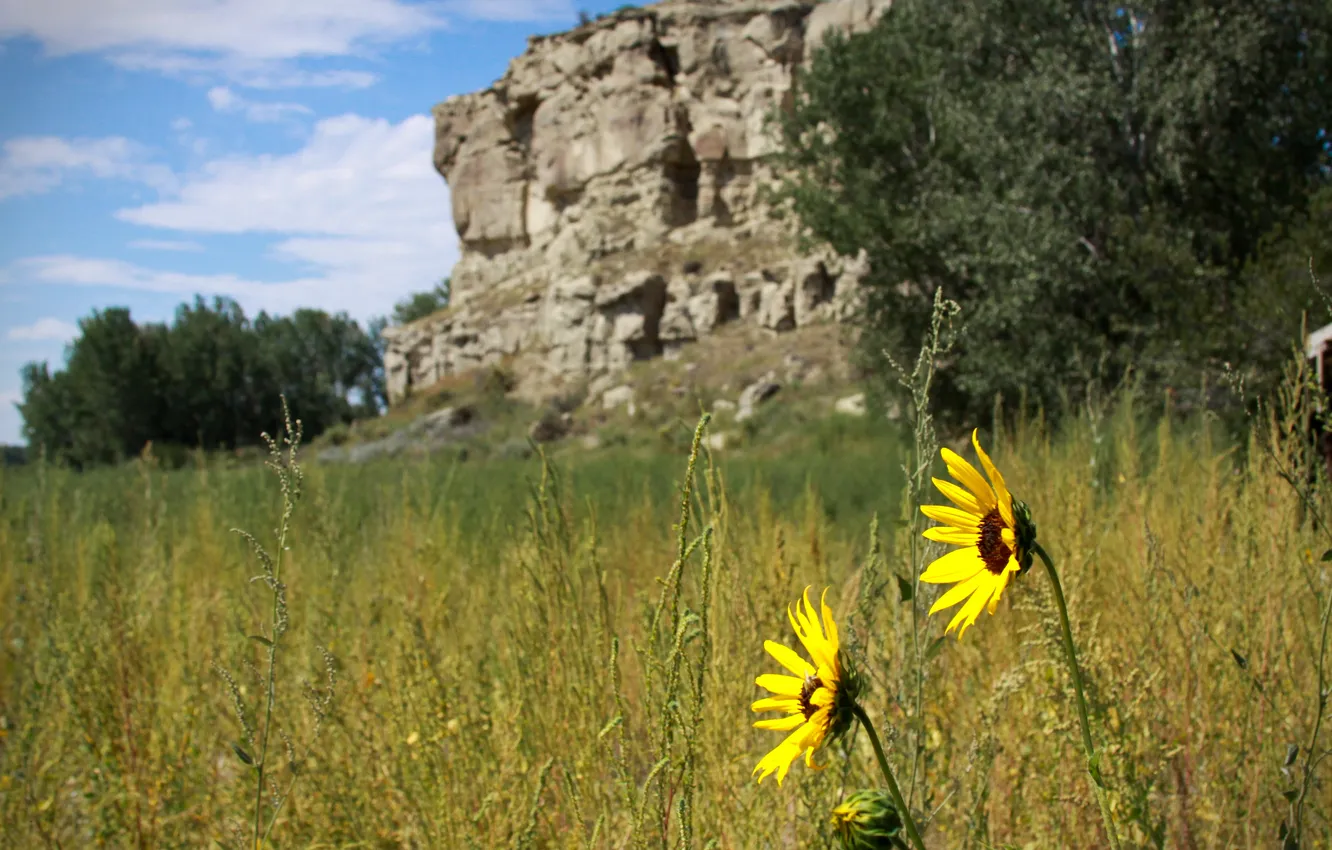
[529,410,573,443]
[834,392,867,416]
[602,384,636,412]
[736,371,781,422]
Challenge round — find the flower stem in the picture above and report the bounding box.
[1033,542,1121,850]
[851,703,927,850]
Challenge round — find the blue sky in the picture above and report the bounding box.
[0,0,627,444]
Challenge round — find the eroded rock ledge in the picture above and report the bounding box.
[384,0,891,406]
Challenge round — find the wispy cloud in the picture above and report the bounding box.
[207,86,312,123]
[0,0,443,88]
[129,238,204,252]
[0,0,446,60]
[0,0,584,87]
[441,0,576,22]
[117,113,447,240]
[0,135,175,200]
[112,52,382,89]
[7,317,79,342]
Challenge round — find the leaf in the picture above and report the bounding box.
[1282,789,1298,803]
[1087,750,1106,788]
[232,743,254,766]
[248,635,273,647]
[924,634,947,663]
[1281,819,1299,850]
[896,574,914,602]
[1230,649,1248,670]
[1322,548,1332,562]
[1285,743,1299,767]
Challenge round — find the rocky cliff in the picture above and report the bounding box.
[383,0,891,406]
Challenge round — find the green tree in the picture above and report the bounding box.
[17,362,76,463]
[1239,183,1332,384]
[359,315,390,414]
[775,0,1331,421]
[156,297,257,451]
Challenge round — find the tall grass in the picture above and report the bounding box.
[0,388,1329,847]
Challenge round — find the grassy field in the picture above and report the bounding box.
[1,386,1330,849]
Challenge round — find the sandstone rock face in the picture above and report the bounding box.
[383,0,890,406]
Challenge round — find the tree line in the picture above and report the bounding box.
[12,281,451,468]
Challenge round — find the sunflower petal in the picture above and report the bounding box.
[753,737,803,785]
[986,571,1012,614]
[755,714,806,731]
[923,525,980,546]
[819,588,839,655]
[751,695,801,713]
[789,598,834,672]
[764,641,813,677]
[941,447,996,511]
[972,429,1014,527]
[754,673,804,697]
[928,569,989,615]
[775,749,798,785]
[921,546,987,584]
[932,476,983,514]
[947,574,1001,639]
[792,594,818,646]
[921,504,983,530]
[757,720,820,785]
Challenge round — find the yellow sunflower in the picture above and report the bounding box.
[920,429,1037,640]
[751,587,858,785]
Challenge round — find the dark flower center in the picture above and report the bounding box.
[799,673,825,719]
[977,508,1013,574]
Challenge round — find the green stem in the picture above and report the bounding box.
[1034,543,1121,850]
[254,517,289,849]
[852,703,927,850]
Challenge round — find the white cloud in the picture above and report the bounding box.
[7,317,79,342]
[129,238,203,252]
[0,1,582,88]
[0,135,175,199]
[112,53,380,89]
[442,0,575,21]
[205,86,239,111]
[170,116,192,132]
[118,113,445,239]
[207,85,312,123]
[0,0,441,89]
[11,113,459,320]
[0,0,445,61]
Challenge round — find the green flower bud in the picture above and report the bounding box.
[827,650,863,743]
[1012,497,1038,575]
[831,789,908,850]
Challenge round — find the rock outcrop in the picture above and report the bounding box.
[384,0,891,406]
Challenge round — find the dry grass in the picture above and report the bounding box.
[0,381,1329,847]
